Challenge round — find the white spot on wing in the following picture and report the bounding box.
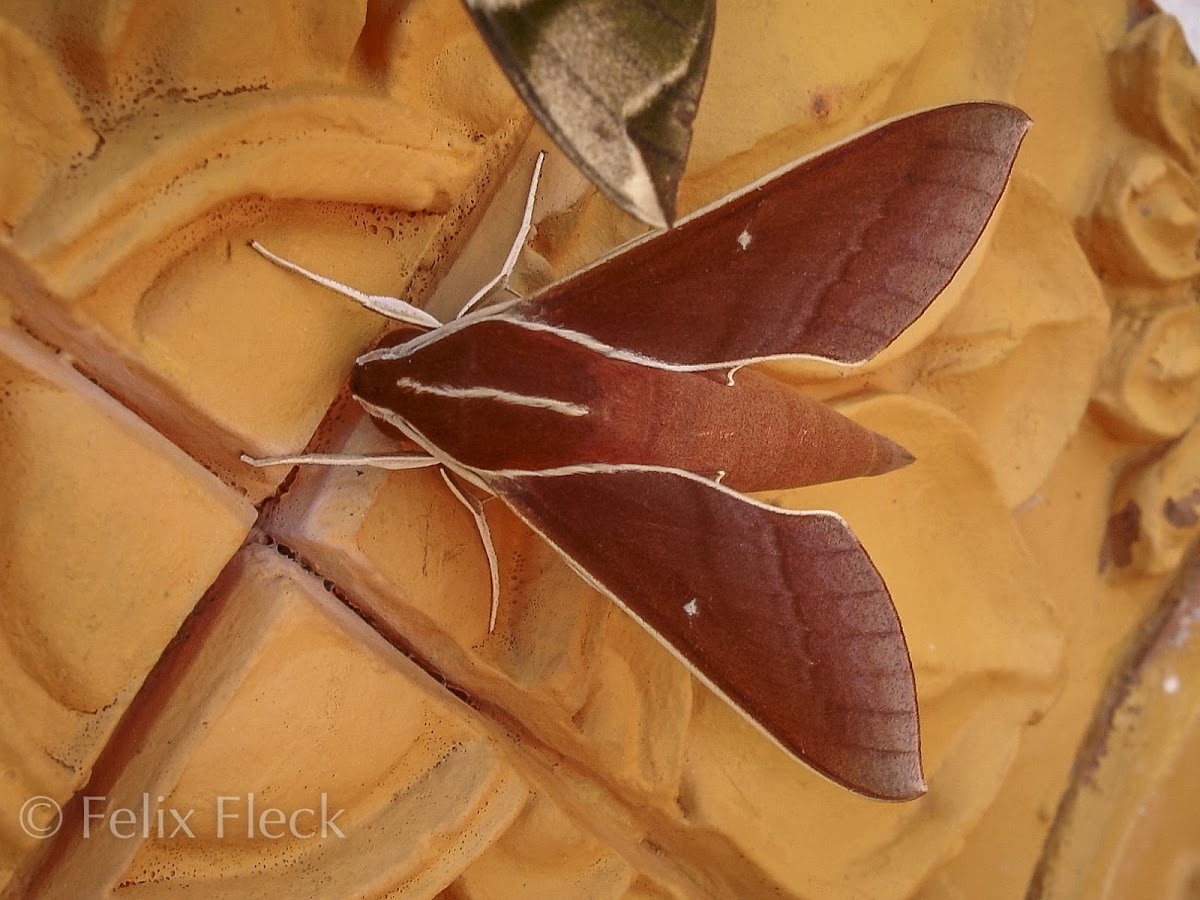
[1164,673,1180,694]
[684,598,699,618]
[737,228,752,250]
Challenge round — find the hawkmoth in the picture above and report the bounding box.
[246,101,1029,801]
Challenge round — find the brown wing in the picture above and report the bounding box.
[514,102,1030,366]
[485,466,923,801]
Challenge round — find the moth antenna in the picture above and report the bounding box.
[456,151,547,320]
[247,240,442,330]
[439,468,502,632]
[241,452,439,470]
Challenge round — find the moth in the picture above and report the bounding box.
[246,102,1030,802]
[461,0,717,226]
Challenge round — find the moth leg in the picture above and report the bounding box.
[241,452,439,471]
[439,468,502,633]
[248,240,442,330]
[456,151,546,319]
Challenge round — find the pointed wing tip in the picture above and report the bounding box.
[975,100,1034,148]
[966,98,1031,125]
[651,202,673,230]
[613,170,672,229]
[850,760,927,802]
[630,197,670,230]
[944,101,1031,158]
[893,445,917,470]
[891,773,929,803]
[870,433,916,477]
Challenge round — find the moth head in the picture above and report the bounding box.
[350,324,429,440]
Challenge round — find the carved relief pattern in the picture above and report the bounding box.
[1092,15,1200,579]
[0,2,1197,898]
[1038,11,1200,898]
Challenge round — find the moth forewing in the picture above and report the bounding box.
[509,102,1031,370]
